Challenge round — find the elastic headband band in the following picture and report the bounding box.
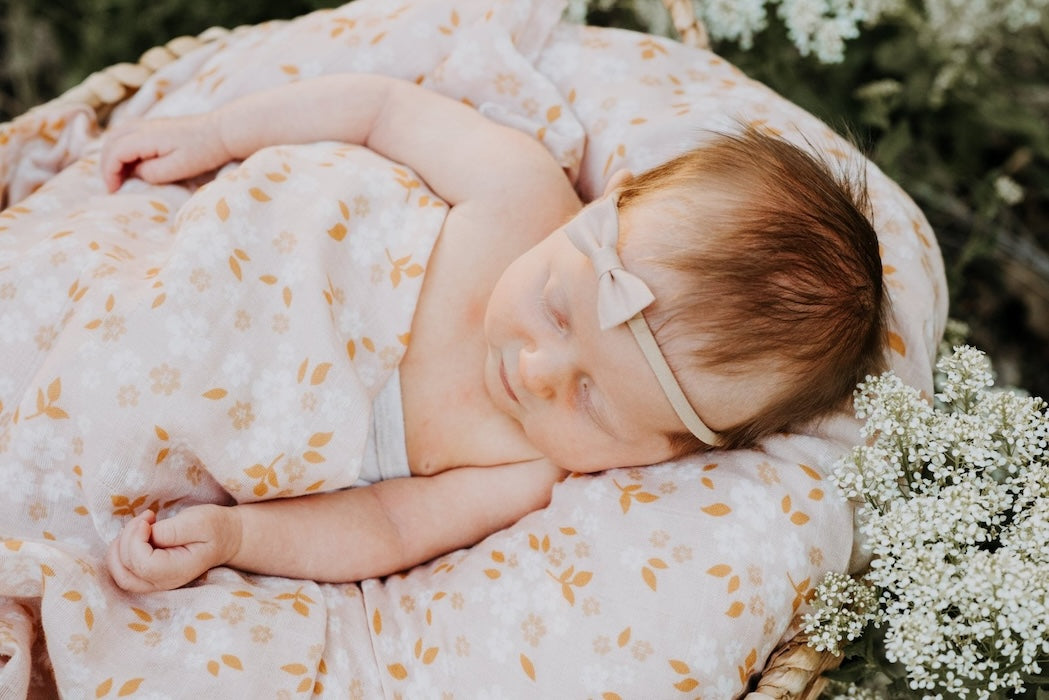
[562,195,722,447]
[626,314,721,446]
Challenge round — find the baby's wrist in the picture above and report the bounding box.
[219,505,244,568]
[196,503,242,568]
[213,107,241,163]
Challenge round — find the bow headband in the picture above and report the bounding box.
[563,194,722,447]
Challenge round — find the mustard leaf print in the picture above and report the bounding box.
[328,223,347,241]
[618,628,631,647]
[546,565,593,605]
[674,677,700,692]
[669,659,700,693]
[387,663,408,680]
[308,432,332,448]
[111,494,147,518]
[117,678,144,696]
[310,363,332,385]
[438,9,460,35]
[392,167,420,201]
[614,479,659,513]
[275,587,316,617]
[386,249,424,288]
[701,502,732,516]
[737,648,759,687]
[244,454,283,497]
[888,330,907,357]
[27,378,68,420]
[520,653,536,681]
[798,463,822,480]
[528,533,550,552]
[669,659,690,674]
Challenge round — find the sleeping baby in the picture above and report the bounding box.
[98,73,888,591]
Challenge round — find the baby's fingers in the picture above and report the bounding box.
[106,511,162,592]
[100,126,155,192]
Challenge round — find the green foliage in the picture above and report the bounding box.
[0,0,344,120]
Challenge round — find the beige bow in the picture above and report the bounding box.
[563,194,655,330]
[563,193,723,447]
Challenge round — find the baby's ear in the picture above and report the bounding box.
[603,168,634,195]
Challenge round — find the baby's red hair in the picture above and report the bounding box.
[618,127,890,451]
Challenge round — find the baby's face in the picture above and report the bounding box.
[482,198,691,472]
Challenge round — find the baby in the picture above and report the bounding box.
[100,73,888,592]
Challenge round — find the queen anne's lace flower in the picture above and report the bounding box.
[804,346,1049,698]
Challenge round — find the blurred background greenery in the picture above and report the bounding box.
[2,0,1047,398]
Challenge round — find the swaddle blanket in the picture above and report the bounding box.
[0,0,947,697]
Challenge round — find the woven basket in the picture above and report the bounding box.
[4,1,840,697]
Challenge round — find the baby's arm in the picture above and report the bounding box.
[100,74,576,214]
[107,459,566,592]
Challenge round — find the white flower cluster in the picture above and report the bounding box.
[921,0,1049,51]
[805,346,1049,698]
[693,0,878,61]
[804,571,881,654]
[687,0,1048,64]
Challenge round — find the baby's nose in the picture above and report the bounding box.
[519,346,571,400]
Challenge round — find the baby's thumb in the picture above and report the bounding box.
[148,511,190,548]
[134,156,182,185]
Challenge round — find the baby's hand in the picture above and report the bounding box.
[99,113,231,192]
[106,505,241,593]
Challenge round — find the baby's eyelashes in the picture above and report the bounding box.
[542,297,569,332]
[540,278,570,333]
